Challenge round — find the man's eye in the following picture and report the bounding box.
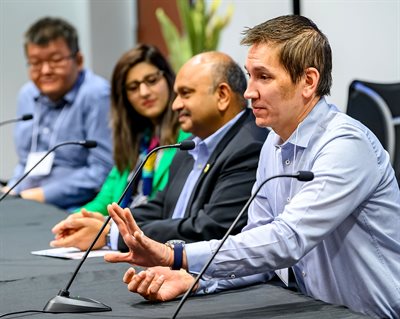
[179,93,188,99]
[50,57,64,63]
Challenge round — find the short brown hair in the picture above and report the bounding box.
[241,15,332,97]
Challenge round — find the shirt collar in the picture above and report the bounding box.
[274,97,329,150]
[189,109,245,158]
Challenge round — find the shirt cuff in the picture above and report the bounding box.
[110,221,119,250]
[186,240,214,273]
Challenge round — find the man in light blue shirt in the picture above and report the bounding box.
[5,17,113,209]
[105,15,400,318]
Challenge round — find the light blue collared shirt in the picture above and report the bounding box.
[171,110,245,219]
[186,98,400,318]
[9,69,113,209]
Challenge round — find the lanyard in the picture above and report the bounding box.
[30,99,69,152]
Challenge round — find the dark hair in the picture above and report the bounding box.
[24,17,79,55]
[241,15,332,96]
[111,44,180,171]
[212,59,248,108]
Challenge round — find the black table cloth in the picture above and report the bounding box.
[0,198,367,318]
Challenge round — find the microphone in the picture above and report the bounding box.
[0,140,97,203]
[0,114,33,127]
[172,171,314,319]
[43,140,196,313]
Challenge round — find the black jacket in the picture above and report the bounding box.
[118,108,269,249]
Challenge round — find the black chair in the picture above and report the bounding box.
[346,80,400,185]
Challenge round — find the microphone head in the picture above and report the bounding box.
[80,140,98,148]
[21,114,34,121]
[296,171,314,182]
[179,140,195,150]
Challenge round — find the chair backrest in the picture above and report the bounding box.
[347,80,400,185]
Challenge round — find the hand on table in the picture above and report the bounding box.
[123,266,197,302]
[50,208,108,250]
[20,187,45,202]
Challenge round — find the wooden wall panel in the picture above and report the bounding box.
[137,0,182,57]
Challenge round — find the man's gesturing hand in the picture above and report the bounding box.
[104,203,173,268]
[123,267,196,302]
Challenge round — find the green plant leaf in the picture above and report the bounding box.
[156,0,234,70]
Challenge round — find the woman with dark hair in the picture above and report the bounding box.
[74,44,189,215]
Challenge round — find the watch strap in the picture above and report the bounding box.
[172,242,184,270]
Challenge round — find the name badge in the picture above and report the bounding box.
[275,268,289,287]
[24,151,54,176]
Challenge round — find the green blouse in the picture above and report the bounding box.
[76,130,190,215]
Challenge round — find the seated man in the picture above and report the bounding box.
[105,16,400,318]
[5,17,113,209]
[50,51,269,250]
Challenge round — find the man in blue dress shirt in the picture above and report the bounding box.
[5,17,113,209]
[104,15,400,318]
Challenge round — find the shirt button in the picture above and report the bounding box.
[230,273,236,279]
[285,159,291,165]
[286,197,291,202]
[302,271,306,277]
[42,127,50,134]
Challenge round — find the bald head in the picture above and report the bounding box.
[183,51,234,72]
[172,51,248,139]
[179,52,247,104]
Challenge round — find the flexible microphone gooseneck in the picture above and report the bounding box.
[0,114,33,127]
[43,140,196,313]
[0,140,97,203]
[172,170,314,319]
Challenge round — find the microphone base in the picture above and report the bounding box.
[43,295,111,313]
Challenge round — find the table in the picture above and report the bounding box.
[0,198,368,318]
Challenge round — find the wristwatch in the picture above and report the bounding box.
[165,240,185,270]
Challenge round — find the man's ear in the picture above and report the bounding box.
[216,83,231,112]
[302,67,319,99]
[74,51,84,71]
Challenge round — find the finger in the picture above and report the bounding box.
[148,275,165,301]
[54,230,71,240]
[81,208,92,218]
[50,235,74,248]
[127,271,147,293]
[132,230,153,252]
[121,207,141,235]
[123,267,136,283]
[64,218,88,229]
[51,220,66,234]
[104,251,132,263]
[108,204,130,236]
[136,270,156,295]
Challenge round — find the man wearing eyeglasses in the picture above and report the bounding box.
[4,17,113,209]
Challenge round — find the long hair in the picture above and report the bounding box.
[110,44,180,171]
[241,15,332,97]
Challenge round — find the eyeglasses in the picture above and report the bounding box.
[125,70,164,94]
[27,54,75,71]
